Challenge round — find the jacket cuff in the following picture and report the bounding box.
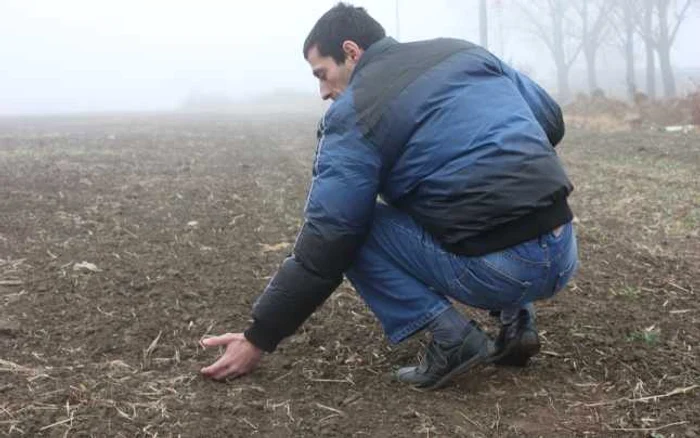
[244,319,285,353]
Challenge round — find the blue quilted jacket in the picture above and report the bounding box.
[245,37,573,351]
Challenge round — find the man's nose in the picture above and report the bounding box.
[320,83,331,101]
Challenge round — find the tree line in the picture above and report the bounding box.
[477,0,696,102]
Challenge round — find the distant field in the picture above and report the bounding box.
[1,114,698,437]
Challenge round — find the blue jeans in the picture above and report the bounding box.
[346,203,578,343]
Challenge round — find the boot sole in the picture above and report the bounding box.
[421,347,493,391]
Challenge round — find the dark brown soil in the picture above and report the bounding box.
[1,114,698,437]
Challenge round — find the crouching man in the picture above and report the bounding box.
[201,2,578,390]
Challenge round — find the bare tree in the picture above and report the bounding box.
[572,0,613,93]
[642,0,658,99]
[636,0,693,99]
[655,0,692,98]
[517,0,582,102]
[611,0,639,100]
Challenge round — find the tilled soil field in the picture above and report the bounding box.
[1,113,698,437]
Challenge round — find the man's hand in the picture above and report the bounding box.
[200,333,263,380]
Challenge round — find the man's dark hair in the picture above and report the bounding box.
[303,2,386,64]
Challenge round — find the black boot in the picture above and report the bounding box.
[492,309,541,367]
[394,324,494,390]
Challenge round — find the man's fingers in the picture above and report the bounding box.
[202,359,241,381]
[213,364,239,381]
[199,332,256,381]
[200,354,230,376]
[200,332,237,348]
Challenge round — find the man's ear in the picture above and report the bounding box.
[341,40,363,63]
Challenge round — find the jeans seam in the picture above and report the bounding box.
[480,258,533,288]
[381,216,453,258]
[449,275,531,310]
[501,248,551,266]
[554,258,579,293]
[450,257,537,309]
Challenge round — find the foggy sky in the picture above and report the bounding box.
[1,0,699,115]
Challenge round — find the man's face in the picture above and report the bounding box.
[306,43,361,101]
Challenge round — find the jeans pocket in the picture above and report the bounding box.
[453,255,535,310]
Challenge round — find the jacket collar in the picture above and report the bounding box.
[350,37,399,83]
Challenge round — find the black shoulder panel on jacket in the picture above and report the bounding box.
[352,38,476,136]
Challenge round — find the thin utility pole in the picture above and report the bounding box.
[479,0,488,49]
[395,0,401,40]
[497,1,504,56]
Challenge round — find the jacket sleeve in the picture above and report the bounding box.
[501,63,565,147]
[244,103,382,352]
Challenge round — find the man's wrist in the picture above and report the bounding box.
[243,319,285,353]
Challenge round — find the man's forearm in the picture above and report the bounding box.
[244,255,342,352]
